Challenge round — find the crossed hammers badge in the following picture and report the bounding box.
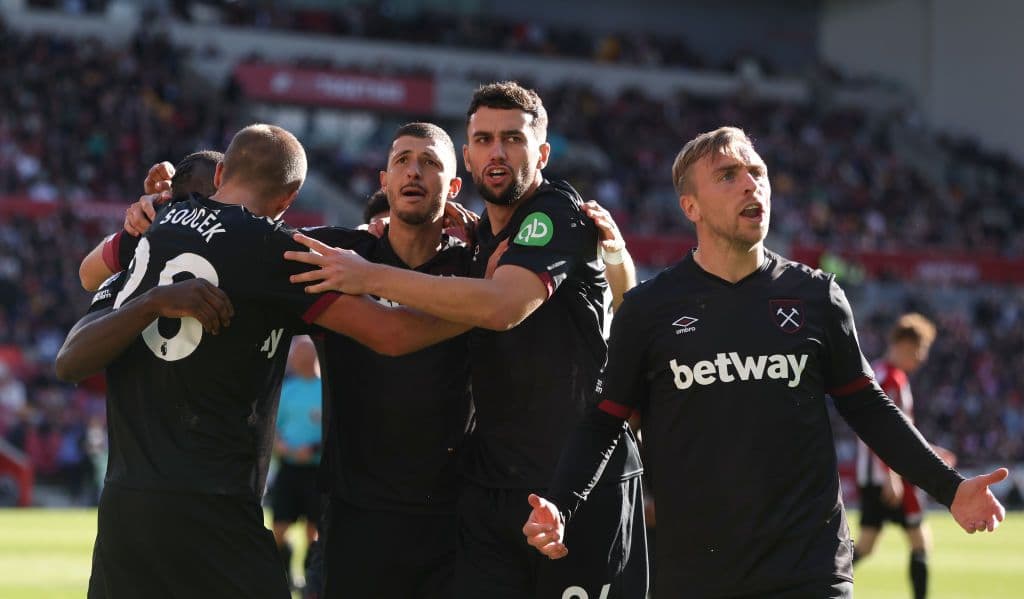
[770,299,804,333]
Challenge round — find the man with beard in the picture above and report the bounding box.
[522,126,1008,598]
[287,82,647,599]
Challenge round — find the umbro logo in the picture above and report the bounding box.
[673,315,698,334]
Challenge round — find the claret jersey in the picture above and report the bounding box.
[466,179,642,489]
[596,250,872,595]
[89,194,339,499]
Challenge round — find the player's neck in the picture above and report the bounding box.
[693,241,765,283]
[386,218,444,269]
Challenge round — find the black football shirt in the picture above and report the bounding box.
[593,249,952,595]
[465,179,642,489]
[303,226,474,513]
[88,195,338,499]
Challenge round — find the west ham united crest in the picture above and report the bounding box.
[770,299,804,333]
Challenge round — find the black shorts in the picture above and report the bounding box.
[736,577,853,599]
[455,477,648,599]
[270,462,321,525]
[321,498,455,599]
[88,484,289,599]
[859,483,924,530]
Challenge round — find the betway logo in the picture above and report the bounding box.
[669,352,809,390]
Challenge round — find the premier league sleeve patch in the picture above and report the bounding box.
[514,212,554,246]
[770,299,804,333]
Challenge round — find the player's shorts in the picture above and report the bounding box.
[455,476,648,599]
[270,462,321,525]
[734,577,853,599]
[321,497,455,599]
[87,484,289,599]
[859,480,924,529]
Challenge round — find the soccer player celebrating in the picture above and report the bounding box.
[854,312,956,599]
[55,124,465,599]
[78,151,223,292]
[287,82,647,599]
[522,126,1007,598]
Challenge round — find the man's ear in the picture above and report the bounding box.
[536,142,551,171]
[679,192,700,224]
[448,176,463,199]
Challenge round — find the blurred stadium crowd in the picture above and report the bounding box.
[1,7,1022,505]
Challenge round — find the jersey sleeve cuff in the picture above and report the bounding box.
[597,399,632,420]
[101,231,124,272]
[828,374,872,397]
[302,292,342,324]
[536,272,555,299]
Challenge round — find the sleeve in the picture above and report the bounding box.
[99,231,140,273]
[87,271,128,314]
[822,277,876,395]
[253,227,342,327]
[546,292,649,521]
[825,279,963,506]
[497,191,596,298]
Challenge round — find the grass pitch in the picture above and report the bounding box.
[0,509,1021,598]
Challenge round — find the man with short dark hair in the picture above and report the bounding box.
[78,151,224,291]
[523,126,1008,598]
[56,123,465,599]
[287,83,647,599]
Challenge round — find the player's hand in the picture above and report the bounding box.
[142,279,233,335]
[124,192,171,237]
[366,216,389,238]
[443,201,479,244]
[144,161,175,195]
[485,239,509,279]
[523,494,568,559]
[285,233,377,296]
[582,201,625,253]
[950,468,1008,534]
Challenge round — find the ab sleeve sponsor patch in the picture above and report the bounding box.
[514,212,554,247]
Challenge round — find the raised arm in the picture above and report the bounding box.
[55,279,233,383]
[79,237,115,291]
[288,233,548,331]
[582,201,637,310]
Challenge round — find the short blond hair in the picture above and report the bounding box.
[889,313,937,348]
[671,126,754,196]
[221,124,307,203]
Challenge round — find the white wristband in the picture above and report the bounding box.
[601,247,624,265]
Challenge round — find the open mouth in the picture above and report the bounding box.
[401,185,427,199]
[740,204,763,219]
[485,165,510,186]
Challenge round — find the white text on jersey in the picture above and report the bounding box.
[261,328,284,359]
[159,206,227,243]
[669,352,808,390]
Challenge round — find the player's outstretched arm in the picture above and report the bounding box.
[79,239,115,292]
[523,494,568,559]
[949,468,1009,534]
[287,233,547,331]
[582,201,636,310]
[313,295,471,357]
[55,279,233,383]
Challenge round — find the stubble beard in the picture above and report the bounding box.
[475,164,532,207]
